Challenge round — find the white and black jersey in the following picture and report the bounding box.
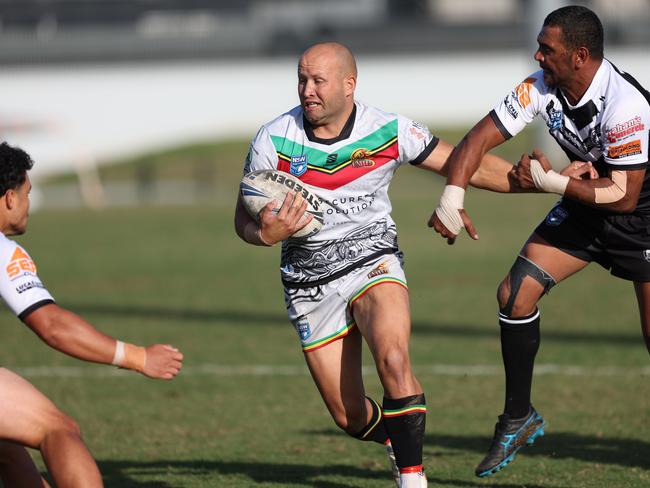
[244,100,438,288]
[0,234,54,320]
[492,59,650,214]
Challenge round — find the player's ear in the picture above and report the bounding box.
[575,46,589,68]
[344,74,356,97]
[3,189,15,210]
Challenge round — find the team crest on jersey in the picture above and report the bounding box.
[545,102,563,131]
[643,250,650,263]
[545,204,568,227]
[6,247,37,280]
[290,155,308,176]
[351,148,375,168]
[294,316,312,341]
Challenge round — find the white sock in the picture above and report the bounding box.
[400,470,426,488]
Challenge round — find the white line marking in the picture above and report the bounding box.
[9,364,650,378]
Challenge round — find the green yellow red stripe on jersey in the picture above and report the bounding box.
[302,319,356,353]
[350,277,407,305]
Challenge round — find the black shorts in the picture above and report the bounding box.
[534,199,650,282]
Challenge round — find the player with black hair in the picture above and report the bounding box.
[430,5,650,478]
[0,141,183,487]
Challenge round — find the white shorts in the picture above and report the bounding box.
[284,253,407,352]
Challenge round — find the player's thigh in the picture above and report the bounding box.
[0,368,71,448]
[351,282,411,357]
[303,328,366,420]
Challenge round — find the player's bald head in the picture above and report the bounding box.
[299,42,357,79]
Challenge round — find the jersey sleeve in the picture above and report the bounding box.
[243,126,278,175]
[602,95,650,169]
[490,73,546,140]
[397,115,439,166]
[0,241,54,320]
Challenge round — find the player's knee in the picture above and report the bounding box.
[499,256,556,317]
[331,405,365,434]
[376,346,410,385]
[44,412,82,440]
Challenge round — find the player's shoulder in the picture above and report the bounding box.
[355,100,398,123]
[0,233,17,259]
[261,106,303,133]
[602,60,650,115]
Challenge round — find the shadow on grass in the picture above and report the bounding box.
[312,428,650,472]
[92,459,564,488]
[94,460,387,488]
[69,303,642,347]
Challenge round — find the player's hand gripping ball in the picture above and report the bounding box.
[239,170,324,238]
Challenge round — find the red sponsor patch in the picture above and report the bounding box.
[606,116,645,143]
[608,140,642,159]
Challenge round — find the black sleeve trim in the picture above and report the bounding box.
[410,136,440,166]
[488,110,513,140]
[18,299,55,321]
[603,160,648,171]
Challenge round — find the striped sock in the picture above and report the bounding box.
[382,393,426,473]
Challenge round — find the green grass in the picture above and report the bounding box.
[4,130,649,487]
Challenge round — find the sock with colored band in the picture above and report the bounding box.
[382,393,426,472]
[499,309,540,419]
[351,396,389,445]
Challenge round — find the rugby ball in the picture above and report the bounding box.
[239,169,324,238]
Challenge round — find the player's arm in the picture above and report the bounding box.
[416,138,517,193]
[234,191,312,246]
[22,303,183,380]
[428,114,507,244]
[517,149,644,213]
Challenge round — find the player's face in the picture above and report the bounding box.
[7,176,31,236]
[534,25,575,88]
[298,54,350,128]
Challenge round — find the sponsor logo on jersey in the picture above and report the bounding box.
[294,316,312,341]
[643,250,650,263]
[545,204,568,227]
[6,247,37,280]
[368,261,389,279]
[608,140,642,159]
[290,155,308,176]
[504,95,519,120]
[515,77,536,109]
[326,153,338,165]
[350,148,375,168]
[15,280,45,294]
[409,122,428,140]
[606,116,645,143]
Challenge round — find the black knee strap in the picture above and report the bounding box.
[351,396,387,444]
[502,255,556,316]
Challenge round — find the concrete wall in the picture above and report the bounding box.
[1,48,648,180]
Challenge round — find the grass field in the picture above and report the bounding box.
[4,132,649,487]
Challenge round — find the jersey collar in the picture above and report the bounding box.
[303,104,357,145]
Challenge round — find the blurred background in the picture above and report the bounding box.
[0,0,648,208]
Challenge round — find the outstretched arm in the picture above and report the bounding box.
[516,149,644,213]
[425,115,507,244]
[416,139,517,193]
[23,303,183,380]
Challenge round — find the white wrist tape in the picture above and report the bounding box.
[434,185,465,236]
[112,340,125,366]
[530,159,569,195]
[112,340,147,372]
